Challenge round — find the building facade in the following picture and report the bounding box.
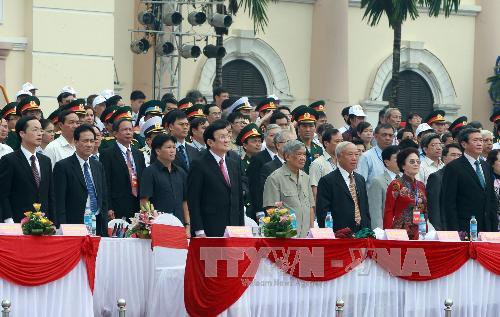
[0,0,498,128]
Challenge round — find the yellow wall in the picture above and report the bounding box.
[347,7,475,124]
[114,0,135,102]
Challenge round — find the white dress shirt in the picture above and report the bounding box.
[0,143,13,159]
[417,156,444,185]
[338,165,352,189]
[44,135,75,168]
[464,152,485,180]
[309,151,337,187]
[338,124,349,134]
[21,145,40,176]
[116,141,136,171]
[357,145,385,187]
[265,146,276,160]
[76,154,99,215]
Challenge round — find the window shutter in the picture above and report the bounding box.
[220,60,267,104]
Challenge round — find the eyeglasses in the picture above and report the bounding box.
[408,159,421,165]
[215,135,231,141]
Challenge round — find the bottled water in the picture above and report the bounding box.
[418,213,426,240]
[290,210,297,230]
[325,212,333,229]
[256,211,265,237]
[91,214,97,236]
[84,207,92,235]
[470,216,478,241]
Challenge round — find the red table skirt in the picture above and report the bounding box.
[0,235,101,292]
[184,238,500,317]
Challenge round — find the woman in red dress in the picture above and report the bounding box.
[384,148,427,239]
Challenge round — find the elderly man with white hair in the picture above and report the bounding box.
[316,141,371,232]
[263,140,314,237]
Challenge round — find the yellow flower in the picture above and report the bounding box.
[267,208,276,215]
[24,211,32,217]
[34,212,43,218]
[279,209,288,215]
[33,203,41,212]
[262,217,271,224]
[40,218,49,225]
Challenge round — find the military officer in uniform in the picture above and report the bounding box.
[139,116,166,166]
[47,108,61,140]
[177,97,194,111]
[309,100,328,147]
[6,97,43,150]
[134,100,165,145]
[293,105,323,174]
[99,106,120,151]
[448,116,468,140]
[425,110,447,135]
[1,102,20,150]
[235,123,264,216]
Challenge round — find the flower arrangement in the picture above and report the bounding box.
[21,203,55,236]
[126,202,159,239]
[261,202,297,238]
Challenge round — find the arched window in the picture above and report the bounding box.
[383,70,434,119]
[220,60,267,104]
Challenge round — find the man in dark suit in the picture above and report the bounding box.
[441,128,498,232]
[316,141,371,232]
[100,113,146,220]
[247,124,281,218]
[0,116,55,222]
[426,143,462,230]
[259,130,294,197]
[163,109,199,172]
[53,124,108,236]
[188,119,244,237]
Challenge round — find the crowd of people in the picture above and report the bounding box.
[0,82,499,239]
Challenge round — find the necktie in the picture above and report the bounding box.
[475,160,486,189]
[125,149,138,197]
[219,158,231,186]
[90,154,98,162]
[83,162,98,214]
[177,144,189,168]
[349,174,361,225]
[30,155,40,188]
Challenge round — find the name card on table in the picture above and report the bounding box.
[479,232,500,242]
[385,229,409,241]
[307,228,335,239]
[60,224,88,236]
[0,223,22,235]
[224,226,253,238]
[436,231,460,242]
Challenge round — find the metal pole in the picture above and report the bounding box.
[1,300,10,317]
[335,299,344,317]
[117,298,126,317]
[444,299,453,317]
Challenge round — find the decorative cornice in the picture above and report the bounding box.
[0,37,28,51]
[348,0,481,17]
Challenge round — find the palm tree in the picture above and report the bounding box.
[212,0,275,89]
[360,0,460,108]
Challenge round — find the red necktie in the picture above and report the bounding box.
[219,158,230,186]
[125,149,138,197]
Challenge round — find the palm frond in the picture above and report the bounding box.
[417,0,460,17]
[237,0,277,33]
[228,0,239,15]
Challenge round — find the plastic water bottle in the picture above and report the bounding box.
[91,213,97,236]
[325,212,333,229]
[256,211,265,237]
[290,209,297,230]
[418,213,426,240]
[470,216,478,241]
[84,207,92,234]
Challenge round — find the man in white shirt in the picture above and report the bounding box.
[309,128,343,200]
[357,124,395,187]
[0,118,13,159]
[44,109,78,168]
[384,108,402,145]
[417,133,444,185]
[367,145,400,229]
[338,106,350,134]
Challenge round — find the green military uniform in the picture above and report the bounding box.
[98,106,118,152]
[0,102,19,150]
[5,130,19,150]
[292,105,323,174]
[236,123,263,217]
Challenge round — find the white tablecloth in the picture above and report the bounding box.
[93,238,154,317]
[221,258,500,317]
[0,261,93,317]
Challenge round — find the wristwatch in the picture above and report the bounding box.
[184,222,190,227]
